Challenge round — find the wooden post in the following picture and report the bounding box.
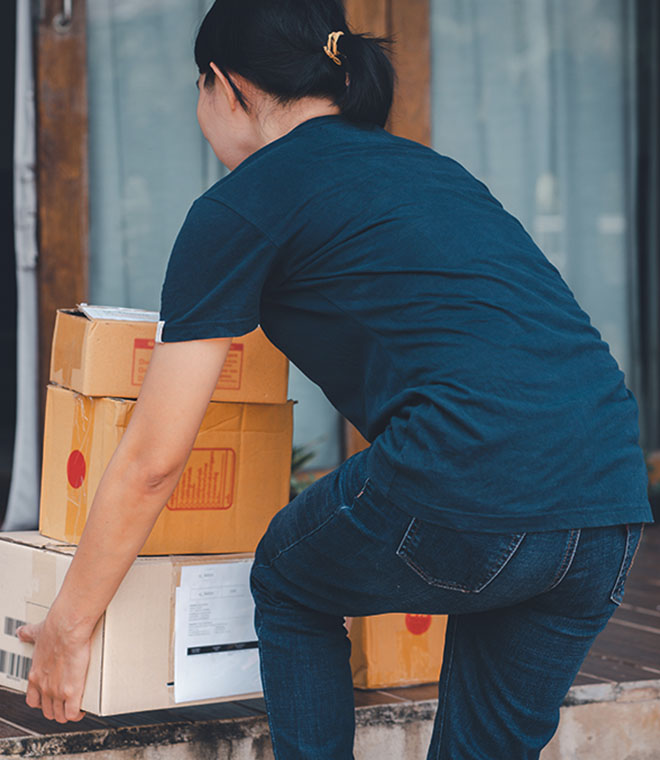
[35,0,89,422]
[345,0,389,37]
[389,0,431,146]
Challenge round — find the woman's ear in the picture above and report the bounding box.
[209,62,239,111]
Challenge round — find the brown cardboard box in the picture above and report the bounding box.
[39,384,293,555]
[349,613,447,689]
[49,305,289,404]
[0,532,262,715]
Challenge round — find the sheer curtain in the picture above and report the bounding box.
[86,0,340,469]
[87,0,221,310]
[431,0,636,381]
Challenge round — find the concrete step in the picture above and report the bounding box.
[1,678,660,759]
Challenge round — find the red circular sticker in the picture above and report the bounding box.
[67,450,86,489]
[405,614,432,636]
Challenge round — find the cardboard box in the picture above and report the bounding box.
[0,532,262,715]
[50,305,289,404]
[349,613,447,689]
[39,385,293,555]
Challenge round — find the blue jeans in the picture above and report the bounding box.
[250,449,645,759]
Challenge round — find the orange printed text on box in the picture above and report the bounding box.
[132,339,244,390]
[167,448,236,512]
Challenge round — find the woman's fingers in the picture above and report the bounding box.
[20,616,92,724]
[16,623,39,644]
[64,698,86,722]
[25,681,41,710]
[40,694,55,721]
[52,697,67,724]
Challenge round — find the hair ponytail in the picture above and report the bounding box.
[195,0,395,128]
[336,33,394,128]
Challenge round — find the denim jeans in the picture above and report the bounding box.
[250,449,645,759]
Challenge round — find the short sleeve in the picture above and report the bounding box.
[158,196,279,342]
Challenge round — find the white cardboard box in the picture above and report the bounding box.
[0,532,262,715]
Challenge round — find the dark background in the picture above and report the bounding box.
[0,1,17,525]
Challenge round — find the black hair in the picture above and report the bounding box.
[194,0,395,128]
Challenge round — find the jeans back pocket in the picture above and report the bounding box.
[609,523,644,606]
[396,517,526,594]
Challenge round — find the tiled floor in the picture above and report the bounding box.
[1,522,658,740]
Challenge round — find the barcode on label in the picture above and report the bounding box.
[0,649,32,680]
[4,617,26,637]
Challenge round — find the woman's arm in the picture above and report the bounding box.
[17,336,232,723]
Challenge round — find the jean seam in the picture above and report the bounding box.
[255,503,352,571]
[543,528,581,593]
[255,474,371,571]
[610,523,644,605]
[433,615,458,758]
[396,517,419,557]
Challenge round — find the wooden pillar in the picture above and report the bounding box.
[344,0,389,37]
[343,0,432,458]
[35,0,89,421]
[389,0,432,147]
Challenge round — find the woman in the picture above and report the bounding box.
[19,1,653,758]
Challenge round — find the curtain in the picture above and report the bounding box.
[3,0,40,531]
[87,0,222,310]
[86,0,340,470]
[431,0,636,384]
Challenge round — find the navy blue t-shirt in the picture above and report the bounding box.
[159,114,653,532]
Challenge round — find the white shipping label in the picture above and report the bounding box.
[174,560,261,703]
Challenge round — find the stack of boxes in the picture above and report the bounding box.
[0,305,293,714]
[0,304,445,715]
[40,306,293,555]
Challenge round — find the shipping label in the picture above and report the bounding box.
[174,561,261,703]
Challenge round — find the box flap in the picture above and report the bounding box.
[0,531,77,554]
[78,303,159,323]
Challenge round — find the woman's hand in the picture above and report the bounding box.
[17,615,91,723]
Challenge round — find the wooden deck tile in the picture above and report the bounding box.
[353,690,409,707]
[378,684,439,702]
[102,700,263,728]
[234,697,268,714]
[577,652,660,683]
[0,687,107,735]
[0,718,32,739]
[572,671,612,686]
[590,618,660,668]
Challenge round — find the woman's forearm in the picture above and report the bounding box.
[46,445,184,639]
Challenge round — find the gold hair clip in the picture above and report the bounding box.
[324,31,344,66]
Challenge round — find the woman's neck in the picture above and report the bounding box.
[226,97,341,170]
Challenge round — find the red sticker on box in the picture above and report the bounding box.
[405,614,432,636]
[67,450,86,489]
[166,448,236,511]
